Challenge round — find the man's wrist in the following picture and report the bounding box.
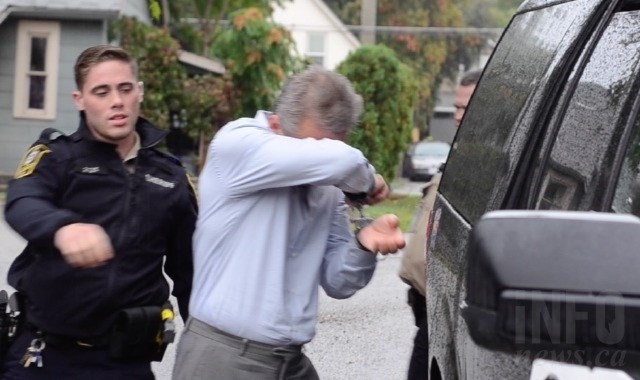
[354,219,374,252]
[355,233,373,252]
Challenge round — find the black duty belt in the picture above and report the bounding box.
[27,323,110,349]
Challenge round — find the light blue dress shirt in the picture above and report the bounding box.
[189,111,378,345]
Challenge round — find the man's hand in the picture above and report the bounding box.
[367,174,389,205]
[356,214,406,254]
[54,223,114,268]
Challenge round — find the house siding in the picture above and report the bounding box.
[0,18,104,175]
[122,0,151,23]
[0,18,23,176]
[272,0,360,70]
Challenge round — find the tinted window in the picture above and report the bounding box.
[535,11,640,212]
[440,0,602,223]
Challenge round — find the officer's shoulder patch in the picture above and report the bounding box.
[15,144,51,179]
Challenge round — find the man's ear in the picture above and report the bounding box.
[138,81,144,103]
[72,91,84,111]
[268,114,283,135]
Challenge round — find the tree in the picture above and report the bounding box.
[464,0,522,28]
[211,7,305,119]
[151,2,303,168]
[110,17,234,149]
[162,0,273,55]
[152,1,303,122]
[325,0,473,137]
[337,45,418,181]
[154,0,290,56]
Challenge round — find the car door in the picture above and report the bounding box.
[519,5,640,376]
[427,0,612,379]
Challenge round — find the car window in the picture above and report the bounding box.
[414,143,450,157]
[534,11,640,212]
[439,0,604,224]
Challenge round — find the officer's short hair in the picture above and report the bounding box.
[460,69,482,87]
[274,66,363,136]
[74,45,138,91]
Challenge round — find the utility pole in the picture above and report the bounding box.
[361,0,377,45]
[161,0,170,28]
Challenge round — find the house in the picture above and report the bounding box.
[0,0,151,175]
[271,0,360,70]
[0,0,224,176]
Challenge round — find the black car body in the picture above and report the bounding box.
[426,0,640,378]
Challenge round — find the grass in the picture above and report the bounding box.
[362,194,421,232]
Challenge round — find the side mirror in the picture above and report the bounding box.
[462,210,640,370]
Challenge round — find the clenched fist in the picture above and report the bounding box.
[356,214,406,254]
[54,223,114,268]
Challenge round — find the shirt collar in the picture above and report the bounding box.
[123,132,141,162]
[255,110,272,127]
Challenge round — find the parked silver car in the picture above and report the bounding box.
[402,140,450,181]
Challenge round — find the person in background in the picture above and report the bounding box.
[399,69,482,379]
[172,66,406,380]
[1,45,197,379]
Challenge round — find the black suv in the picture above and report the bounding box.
[427,0,640,378]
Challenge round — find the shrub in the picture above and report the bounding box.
[337,45,418,181]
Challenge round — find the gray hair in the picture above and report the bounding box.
[274,67,364,136]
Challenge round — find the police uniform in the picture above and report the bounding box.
[1,115,197,379]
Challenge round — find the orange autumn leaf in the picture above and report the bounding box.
[267,28,283,45]
[247,51,262,64]
[233,7,264,30]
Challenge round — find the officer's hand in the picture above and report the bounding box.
[356,214,405,254]
[366,174,389,205]
[54,223,114,268]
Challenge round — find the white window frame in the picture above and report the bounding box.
[306,33,326,67]
[13,20,60,120]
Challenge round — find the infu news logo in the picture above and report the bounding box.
[511,291,630,368]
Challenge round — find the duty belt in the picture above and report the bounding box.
[27,323,111,349]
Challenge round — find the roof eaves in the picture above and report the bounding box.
[0,5,119,25]
[0,5,11,25]
[178,50,225,75]
[309,0,360,47]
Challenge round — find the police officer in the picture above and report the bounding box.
[1,45,197,379]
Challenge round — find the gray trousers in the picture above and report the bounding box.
[172,318,320,380]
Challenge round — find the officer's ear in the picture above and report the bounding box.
[72,90,84,111]
[138,81,144,103]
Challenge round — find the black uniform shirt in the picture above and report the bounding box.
[4,115,197,338]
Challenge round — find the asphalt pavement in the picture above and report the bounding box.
[0,176,426,379]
